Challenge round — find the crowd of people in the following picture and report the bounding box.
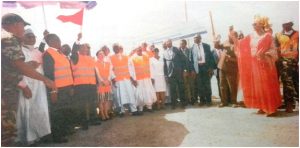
[1,13,298,146]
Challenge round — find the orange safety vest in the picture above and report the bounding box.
[72,54,96,85]
[145,50,154,58]
[110,54,131,82]
[132,54,151,80]
[95,60,111,93]
[46,48,73,88]
[276,31,299,59]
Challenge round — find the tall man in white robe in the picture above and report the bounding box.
[16,29,51,145]
[131,47,157,112]
[110,43,141,116]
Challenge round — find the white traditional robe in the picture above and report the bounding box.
[16,45,51,144]
[131,54,157,110]
[110,54,137,112]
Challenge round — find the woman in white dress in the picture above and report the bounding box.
[150,48,167,109]
[16,29,51,145]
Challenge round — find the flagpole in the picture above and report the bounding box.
[80,8,84,33]
[42,2,48,29]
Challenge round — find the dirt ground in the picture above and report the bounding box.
[38,77,299,147]
[38,100,298,147]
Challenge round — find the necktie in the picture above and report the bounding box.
[198,45,202,61]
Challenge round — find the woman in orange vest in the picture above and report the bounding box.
[95,47,112,121]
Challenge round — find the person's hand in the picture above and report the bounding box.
[43,78,56,90]
[151,79,155,85]
[130,78,138,87]
[208,69,213,78]
[225,55,231,62]
[43,30,49,38]
[22,86,32,99]
[77,33,82,41]
[190,71,196,79]
[103,79,110,86]
[112,78,117,88]
[50,90,58,104]
[165,76,169,84]
[26,61,40,69]
[183,71,188,77]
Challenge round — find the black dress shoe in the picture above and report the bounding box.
[199,102,205,106]
[146,108,154,113]
[206,102,212,107]
[82,124,89,130]
[53,137,68,143]
[90,120,102,126]
[132,111,143,116]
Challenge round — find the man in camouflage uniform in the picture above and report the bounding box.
[1,13,55,146]
[275,20,299,113]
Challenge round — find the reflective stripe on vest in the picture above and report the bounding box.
[46,48,73,88]
[132,55,151,80]
[72,55,96,85]
[110,54,131,81]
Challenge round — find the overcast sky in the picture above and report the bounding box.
[2,0,299,55]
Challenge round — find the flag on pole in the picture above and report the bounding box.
[56,9,84,26]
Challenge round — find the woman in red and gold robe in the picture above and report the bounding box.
[233,15,282,116]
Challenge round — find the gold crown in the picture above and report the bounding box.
[254,15,272,31]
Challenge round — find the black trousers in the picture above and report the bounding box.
[73,84,98,126]
[48,86,74,139]
[196,65,212,104]
[168,73,186,107]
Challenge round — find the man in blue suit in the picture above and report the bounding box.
[191,34,216,106]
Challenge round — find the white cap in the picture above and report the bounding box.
[282,18,293,25]
[24,28,34,35]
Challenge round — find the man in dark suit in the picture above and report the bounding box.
[163,39,188,109]
[191,34,216,106]
[179,39,196,105]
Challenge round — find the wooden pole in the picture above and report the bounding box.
[209,11,216,39]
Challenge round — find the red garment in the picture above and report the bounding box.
[237,33,282,114]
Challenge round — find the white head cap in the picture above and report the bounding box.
[24,28,34,35]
